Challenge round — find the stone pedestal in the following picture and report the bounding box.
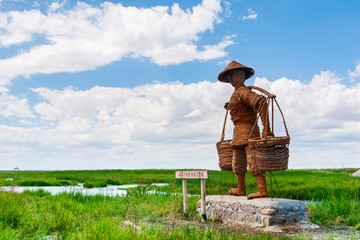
[196,195,318,229]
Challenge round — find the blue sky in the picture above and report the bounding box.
[0,0,359,170]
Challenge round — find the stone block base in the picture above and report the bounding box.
[197,195,318,229]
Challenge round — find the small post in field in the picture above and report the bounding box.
[182,178,188,214]
[200,178,206,222]
[175,170,209,223]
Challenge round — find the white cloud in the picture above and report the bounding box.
[19,119,36,126]
[0,0,233,88]
[33,1,40,8]
[0,93,34,118]
[31,81,232,144]
[48,1,66,12]
[0,81,234,170]
[255,71,360,130]
[217,59,231,66]
[349,62,360,79]
[242,8,257,20]
[223,1,232,17]
[0,69,360,170]
[0,9,45,47]
[184,109,202,118]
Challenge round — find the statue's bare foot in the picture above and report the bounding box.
[229,188,246,196]
[247,191,268,200]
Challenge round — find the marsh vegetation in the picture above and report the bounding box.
[0,169,359,239]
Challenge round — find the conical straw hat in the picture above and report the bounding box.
[218,61,254,82]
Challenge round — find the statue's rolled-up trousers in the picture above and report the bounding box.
[232,144,268,199]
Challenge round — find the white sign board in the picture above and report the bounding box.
[175,170,208,222]
[175,171,209,179]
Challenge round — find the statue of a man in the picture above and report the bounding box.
[218,61,272,199]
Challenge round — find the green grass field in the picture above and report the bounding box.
[0,169,359,239]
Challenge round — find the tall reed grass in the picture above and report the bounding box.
[0,187,305,239]
[1,168,360,233]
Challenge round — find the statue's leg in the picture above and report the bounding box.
[247,173,268,199]
[246,146,268,199]
[229,146,247,196]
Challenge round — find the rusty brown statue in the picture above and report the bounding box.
[218,61,273,200]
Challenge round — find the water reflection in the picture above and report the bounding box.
[1,183,169,197]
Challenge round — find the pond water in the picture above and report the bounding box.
[0,183,169,197]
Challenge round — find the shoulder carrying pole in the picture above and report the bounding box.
[248,86,289,139]
[220,108,229,142]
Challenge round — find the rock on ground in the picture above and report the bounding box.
[121,220,141,231]
[352,169,360,177]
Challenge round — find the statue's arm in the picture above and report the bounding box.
[240,88,273,137]
[257,98,273,137]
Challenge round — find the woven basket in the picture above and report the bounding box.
[216,109,233,172]
[247,86,290,174]
[247,136,290,172]
[216,139,233,172]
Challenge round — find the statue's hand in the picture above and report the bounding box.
[224,102,229,109]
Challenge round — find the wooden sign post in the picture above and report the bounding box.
[175,170,209,223]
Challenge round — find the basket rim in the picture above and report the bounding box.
[217,139,233,143]
[248,136,290,143]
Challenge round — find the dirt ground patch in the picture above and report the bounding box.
[286,225,360,240]
[148,220,360,239]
